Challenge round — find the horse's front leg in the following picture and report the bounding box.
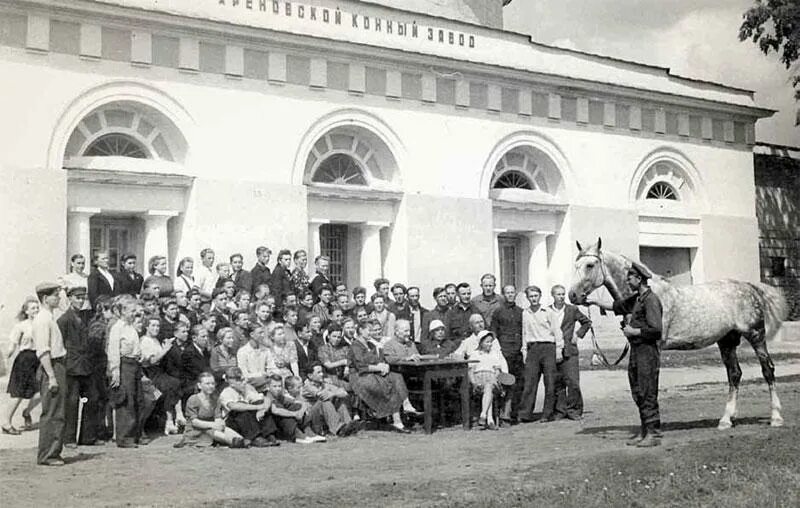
[717,332,742,430]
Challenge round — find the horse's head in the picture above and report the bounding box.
[569,238,606,304]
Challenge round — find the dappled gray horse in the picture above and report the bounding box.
[568,239,787,429]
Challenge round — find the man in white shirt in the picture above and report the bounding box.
[518,285,563,423]
[33,282,68,466]
[193,248,216,304]
[236,329,275,393]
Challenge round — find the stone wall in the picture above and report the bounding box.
[755,152,800,320]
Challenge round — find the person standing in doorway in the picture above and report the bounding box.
[87,251,116,310]
[116,254,144,297]
[309,255,332,300]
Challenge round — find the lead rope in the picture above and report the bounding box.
[589,325,629,368]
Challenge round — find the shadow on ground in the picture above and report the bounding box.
[578,416,770,438]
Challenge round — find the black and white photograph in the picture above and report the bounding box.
[0,0,799,506]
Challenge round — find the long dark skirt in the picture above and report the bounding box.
[350,372,407,419]
[112,358,143,445]
[7,350,39,399]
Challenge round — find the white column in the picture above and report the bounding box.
[67,207,100,266]
[493,229,505,283]
[143,210,178,270]
[360,222,387,286]
[527,231,554,290]
[308,219,327,277]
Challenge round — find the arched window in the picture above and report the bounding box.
[491,148,556,194]
[635,161,693,203]
[84,133,149,158]
[65,106,181,163]
[304,128,399,189]
[312,154,367,185]
[493,170,533,190]
[646,182,678,201]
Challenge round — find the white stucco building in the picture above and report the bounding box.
[0,0,772,332]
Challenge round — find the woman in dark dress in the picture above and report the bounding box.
[349,320,420,433]
[2,298,41,434]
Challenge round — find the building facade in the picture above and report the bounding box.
[0,0,771,333]
[755,143,800,320]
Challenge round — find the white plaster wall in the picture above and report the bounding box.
[0,47,761,315]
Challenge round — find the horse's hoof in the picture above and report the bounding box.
[771,417,784,427]
[717,419,733,430]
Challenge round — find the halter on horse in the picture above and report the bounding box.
[569,238,787,429]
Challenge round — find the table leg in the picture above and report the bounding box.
[460,371,471,430]
[424,372,433,434]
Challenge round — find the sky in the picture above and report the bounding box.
[504,0,799,147]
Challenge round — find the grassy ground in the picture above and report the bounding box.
[2,363,798,508]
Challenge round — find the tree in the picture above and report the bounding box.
[739,0,800,123]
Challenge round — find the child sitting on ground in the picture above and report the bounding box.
[176,372,245,448]
[266,375,326,444]
[291,366,359,438]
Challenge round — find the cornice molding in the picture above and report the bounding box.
[5,0,772,119]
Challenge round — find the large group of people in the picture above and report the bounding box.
[3,244,623,467]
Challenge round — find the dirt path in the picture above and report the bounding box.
[2,357,799,507]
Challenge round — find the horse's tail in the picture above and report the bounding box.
[755,283,788,341]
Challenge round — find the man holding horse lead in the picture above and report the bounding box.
[588,264,664,447]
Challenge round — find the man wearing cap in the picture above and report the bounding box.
[58,287,101,447]
[33,282,68,466]
[490,285,524,424]
[591,264,663,447]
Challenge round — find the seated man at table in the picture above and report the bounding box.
[382,319,421,363]
[420,319,458,358]
[450,313,502,360]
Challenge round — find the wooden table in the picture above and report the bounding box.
[389,359,473,434]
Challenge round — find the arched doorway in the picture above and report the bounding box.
[63,100,191,273]
[484,136,570,298]
[631,149,706,285]
[301,120,402,288]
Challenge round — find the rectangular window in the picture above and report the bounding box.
[498,236,521,289]
[771,256,786,277]
[320,224,348,287]
[89,218,135,272]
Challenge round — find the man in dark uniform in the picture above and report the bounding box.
[58,287,100,447]
[593,264,663,447]
[490,284,524,424]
